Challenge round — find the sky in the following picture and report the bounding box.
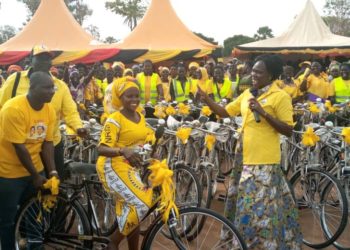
[0,0,327,45]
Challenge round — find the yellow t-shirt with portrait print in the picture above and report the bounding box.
[0,95,56,178]
[225,84,293,165]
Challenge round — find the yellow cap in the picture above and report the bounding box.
[32,44,53,57]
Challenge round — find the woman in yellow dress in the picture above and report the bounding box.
[96,80,155,250]
[193,67,213,102]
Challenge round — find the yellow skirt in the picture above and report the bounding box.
[96,156,155,235]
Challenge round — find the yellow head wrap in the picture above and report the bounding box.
[117,80,139,97]
[112,61,125,71]
[189,62,199,70]
[160,67,170,73]
[112,78,139,108]
[123,68,133,76]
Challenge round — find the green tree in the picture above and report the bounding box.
[17,0,92,25]
[0,25,17,44]
[323,0,350,36]
[193,32,218,45]
[223,35,255,57]
[253,26,274,41]
[105,0,148,30]
[85,25,100,40]
[104,36,119,43]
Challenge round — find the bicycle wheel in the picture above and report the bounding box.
[141,207,247,250]
[324,174,350,249]
[15,193,92,249]
[90,181,118,236]
[197,166,212,208]
[290,167,347,249]
[174,164,202,208]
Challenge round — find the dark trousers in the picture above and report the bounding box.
[0,175,38,249]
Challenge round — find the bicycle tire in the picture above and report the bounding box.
[141,207,247,250]
[197,166,212,209]
[140,164,202,236]
[322,174,350,250]
[289,167,347,249]
[89,181,118,236]
[15,193,92,249]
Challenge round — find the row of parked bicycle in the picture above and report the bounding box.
[53,99,350,249]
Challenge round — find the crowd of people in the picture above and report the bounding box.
[0,44,349,249]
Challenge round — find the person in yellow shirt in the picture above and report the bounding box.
[0,45,86,180]
[328,62,350,104]
[0,72,58,249]
[188,61,199,80]
[96,80,155,250]
[300,61,329,102]
[274,65,303,104]
[193,67,213,102]
[159,67,171,102]
[136,60,163,104]
[198,54,302,249]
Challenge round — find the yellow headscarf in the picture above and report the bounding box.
[196,67,209,92]
[113,79,139,108]
[189,62,199,70]
[123,68,133,76]
[112,61,125,71]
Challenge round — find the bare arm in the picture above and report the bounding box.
[41,141,57,176]
[13,143,47,188]
[249,98,293,137]
[198,87,230,118]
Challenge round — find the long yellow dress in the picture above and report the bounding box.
[96,111,155,235]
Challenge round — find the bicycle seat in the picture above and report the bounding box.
[65,161,96,177]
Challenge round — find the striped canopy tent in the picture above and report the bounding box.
[110,0,219,63]
[233,0,350,58]
[0,0,119,65]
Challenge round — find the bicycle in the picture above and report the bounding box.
[14,128,247,250]
[288,128,348,249]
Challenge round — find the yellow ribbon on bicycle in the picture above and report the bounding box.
[342,127,350,145]
[201,106,212,116]
[176,127,192,144]
[178,103,190,115]
[36,176,60,222]
[148,159,179,223]
[302,127,320,147]
[205,134,216,151]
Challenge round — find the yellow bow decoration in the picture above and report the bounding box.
[178,103,190,115]
[148,159,179,223]
[176,127,192,144]
[165,105,176,116]
[309,103,320,114]
[154,105,167,118]
[201,106,212,116]
[205,134,216,151]
[78,103,86,111]
[36,176,60,222]
[302,127,320,147]
[342,127,350,145]
[324,100,339,113]
[145,129,156,145]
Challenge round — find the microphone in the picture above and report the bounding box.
[249,88,261,123]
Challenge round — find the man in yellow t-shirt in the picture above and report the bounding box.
[136,60,163,104]
[0,72,58,249]
[0,45,86,179]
